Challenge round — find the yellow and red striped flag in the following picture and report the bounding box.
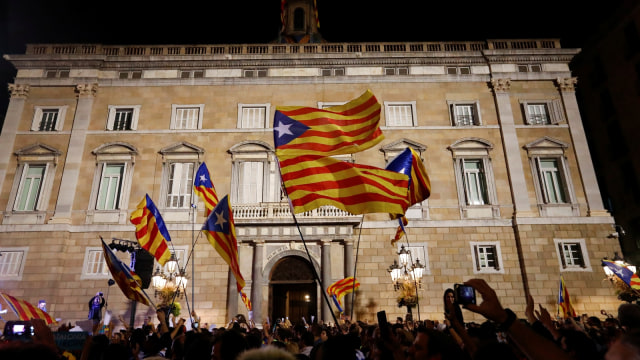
[0,293,56,324]
[202,195,246,292]
[558,275,576,318]
[313,0,320,28]
[193,162,219,217]
[327,277,360,311]
[278,155,409,216]
[274,90,383,157]
[240,290,252,311]
[130,194,172,265]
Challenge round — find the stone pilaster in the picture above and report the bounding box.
[50,83,98,223]
[0,84,30,197]
[556,77,608,216]
[227,269,238,322]
[343,240,354,317]
[490,78,533,216]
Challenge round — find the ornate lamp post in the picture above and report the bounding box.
[152,253,188,308]
[388,245,424,316]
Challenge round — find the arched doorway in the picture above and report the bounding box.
[269,255,318,325]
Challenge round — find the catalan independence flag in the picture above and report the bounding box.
[274,90,383,157]
[202,195,246,292]
[602,259,640,290]
[386,148,431,207]
[558,275,576,318]
[327,277,360,312]
[0,293,55,324]
[101,239,154,307]
[130,194,172,266]
[278,154,409,216]
[386,147,431,244]
[194,162,219,217]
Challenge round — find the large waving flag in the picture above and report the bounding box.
[391,216,408,246]
[274,90,383,157]
[0,293,55,324]
[602,260,640,290]
[278,154,409,215]
[101,239,154,307]
[327,277,360,312]
[202,195,246,295]
[558,275,576,318]
[130,194,172,265]
[193,162,219,217]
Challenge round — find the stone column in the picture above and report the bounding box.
[227,270,238,322]
[250,240,264,325]
[0,84,29,194]
[343,240,354,317]
[490,78,532,216]
[50,83,98,223]
[556,77,608,216]
[321,239,332,323]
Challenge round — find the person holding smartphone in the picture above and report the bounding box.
[443,288,464,326]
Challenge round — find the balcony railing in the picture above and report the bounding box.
[233,202,356,219]
[25,39,562,57]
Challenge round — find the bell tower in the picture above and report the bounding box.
[279,0,324,43]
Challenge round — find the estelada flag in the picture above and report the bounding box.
[274,90,383,157]
[130,194,172,265]
[0,293,56,324]
[193,162,219,217]
[101,238,154,307]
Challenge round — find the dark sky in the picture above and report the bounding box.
[0,0,618,119]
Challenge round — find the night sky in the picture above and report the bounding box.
[0,0,618,120]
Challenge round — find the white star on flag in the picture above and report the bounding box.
[215,210,227,228]
[274,121,294,138]
[200,174,208,182]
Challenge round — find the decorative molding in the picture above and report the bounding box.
[556,77,577,92]
[490,78,511,93]
[75,83,98,97]
[8,84,29,98]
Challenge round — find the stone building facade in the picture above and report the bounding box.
[0,4,623,327]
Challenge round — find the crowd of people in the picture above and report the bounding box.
[1,278,639,360]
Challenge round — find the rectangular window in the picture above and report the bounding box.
[321,68,345,76]
[244,69,267,77]
[0,249,26,279]
[166,163,194,209]
[447,66,470,75]
[14,165,45,211]
[527,104,550,125]
[113,109,133,130]
[97,164,125,210]
[554,239,590,271]
[453,104,476,126]
[385,104,414,127]
[107,105,140,131]
[174,107,200,130]
[84,249,109,276]
[475,245,498,270]
[241,106,266,128]
[384,67,409,76]
[38,109,59,131]
[537,158,567,203]
[462,160,488,205]
[238,162,264,203]
[119,71,142,79]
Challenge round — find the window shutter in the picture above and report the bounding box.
[450,104,456,126]
[576,244,586,268]
[492,246,500,270]
[558,243,566,268]
[550,99,566,124]
[474,245,480,271]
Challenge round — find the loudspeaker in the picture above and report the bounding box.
[134,249,155,289]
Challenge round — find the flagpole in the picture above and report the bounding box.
[191,203,196,312]
[276,165,339,326]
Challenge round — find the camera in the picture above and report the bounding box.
[454,283,476,305]
[3,320,34,341]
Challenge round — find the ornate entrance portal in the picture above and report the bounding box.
[269,256,318,325]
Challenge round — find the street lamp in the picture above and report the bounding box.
[152,253,188,305]
[388,245,424,314]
